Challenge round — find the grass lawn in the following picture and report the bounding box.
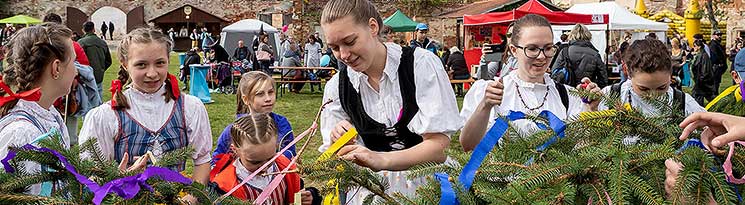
[92,52,730,176]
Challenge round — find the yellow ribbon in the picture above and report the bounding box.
[706,85,740,110]
[318,128,358,205]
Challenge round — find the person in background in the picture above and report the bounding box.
[670,38,687,90]
[100,21,108,40]
[550,33,569,69]
[189,29,200,50]
[202,30,214,58]
[447,46,469,96]
[108,22,115,40]
[409,23,438,54]
[691,39,716,106]
[552,23,607,88]
[181,47,201,91]
[729,39,743,83]
[693,33,711,57]
[613,41,630,83]
[282,43,306,93]
[304,35,322,67]
[709,30,727,92]
[78,21,112,99]
[257,34,275,75]
[233,40,250,61]
[705,49,745,117]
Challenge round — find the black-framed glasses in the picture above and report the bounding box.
[513,44,558,58]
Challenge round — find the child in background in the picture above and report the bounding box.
[213,71,295,162]
[210,114,320,204]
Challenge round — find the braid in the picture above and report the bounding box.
[112,66,130,109]
[230,113,277,147]
[117,27,177,104]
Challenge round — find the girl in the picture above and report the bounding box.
[257,34,275,75]
[210,114,319,204]
[0,23,77,195]
[459,14,600,151]
[319,0,462,203]
[670,38,686,90]
[213,71,295,162]
[79,28,212,185]
[304,35,322,67]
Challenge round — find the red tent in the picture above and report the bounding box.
[460,0,609,78]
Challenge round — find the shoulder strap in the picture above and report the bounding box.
[554,80,569,112]
[673,88,686,114]
[1,111,46,133]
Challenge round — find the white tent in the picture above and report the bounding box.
[219,19,281,61]
[550,2,669,62]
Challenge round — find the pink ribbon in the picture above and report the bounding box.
[723,141,745,184]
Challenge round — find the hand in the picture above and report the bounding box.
[481,77,504,108]
[679,112,745,149]
[664,158,683,198]
[117,152,149,173]
[577,77,601,110]
[300,190,313,205]
[331,120,356,146]
[337,145,388,172]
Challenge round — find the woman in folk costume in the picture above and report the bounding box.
[0,23,78,195]
[459,14,600,152]
[79,28,212,185]
[318,0,463,203]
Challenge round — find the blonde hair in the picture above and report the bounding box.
[231,113,277,146]
[568,23,592,41]
[112,27,175,110]
[236,71,275,114]
[1,23,72,116]
[321,0,383,36]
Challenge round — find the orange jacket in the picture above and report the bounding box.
[210,153,301,203]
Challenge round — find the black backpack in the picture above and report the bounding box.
[551,48,576,85]
[610,83,685,114]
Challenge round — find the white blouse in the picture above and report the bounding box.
[460,73,586,135]
[234,159,277,189]
[79,85,213,165]
[319,43,464,152]
[598,80,705,116]
[0,99,70,195]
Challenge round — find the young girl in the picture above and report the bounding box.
[213,71,295,162]
[459,15,600,151]
[210,114,318,204]
[0,23,77,195]
[78,28,212,184]
[319,0,462,203]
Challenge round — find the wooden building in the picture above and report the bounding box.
[149,4,229,51]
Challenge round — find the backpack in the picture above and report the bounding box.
[610,83,686,114]
[550,48,576,85]
[554,80,570,113]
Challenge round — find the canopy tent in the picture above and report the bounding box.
[219,19,281,61]
[383,10,419,32]
[0,15,42,26]
[565,2,668,31]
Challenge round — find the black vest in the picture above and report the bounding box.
[338,46,422,152]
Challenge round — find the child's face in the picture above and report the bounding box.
[124,42,170,94]
[234,140,278,173]
[242,81,275,114]
[629,70,671,97]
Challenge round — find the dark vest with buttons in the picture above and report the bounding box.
[338,46,422,152]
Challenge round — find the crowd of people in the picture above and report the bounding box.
[2,0,745,204]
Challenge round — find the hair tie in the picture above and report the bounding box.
[0,79,41,107]
[167,74,180,99]
[109,79,122,109]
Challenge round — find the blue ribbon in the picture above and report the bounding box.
[438,110,567,204]
[1,140,192,204]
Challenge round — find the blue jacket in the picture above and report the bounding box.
[74,62,102,118]
[410,38,438,54]
[212,112,296,164]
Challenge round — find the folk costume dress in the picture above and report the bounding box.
[209,153,302,204]
[461,73,585,135]
[79,84,212,170]
[0,99,70,195]
[320,43,463,204]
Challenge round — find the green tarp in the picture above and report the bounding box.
[0,15,42,25]
[383,10,418,32]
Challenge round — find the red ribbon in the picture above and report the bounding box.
[0,79,41,107]
[167,74,180,99]
[109,79,122,109]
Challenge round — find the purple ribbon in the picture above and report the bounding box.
[1,144,192,205]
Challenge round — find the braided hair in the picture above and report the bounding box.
[230,113,277,147]
[112,27,175,110]
[0,23,72,116]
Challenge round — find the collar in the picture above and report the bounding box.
[233,158,276,186]
[506,73,553,89]
[126,83,167,101]
[14,99,61,124]
[346,42,401,89]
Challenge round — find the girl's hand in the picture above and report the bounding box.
[679,112,745,148]
[331,120,356,146]
[300,190,313,205]
[481,77,504,108]
[577,77,601,110]
[117,152,149,173]
[337,145,388,172]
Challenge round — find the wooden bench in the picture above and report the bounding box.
[450,78,476,96]
[271,66,335,96]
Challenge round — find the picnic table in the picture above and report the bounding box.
[271,66,336,96]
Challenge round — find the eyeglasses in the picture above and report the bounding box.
[513,44,558,59]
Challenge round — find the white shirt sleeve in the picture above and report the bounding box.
[684,93,707,115]
[184,95,213,165]
[0,121,44,195]
[565,85,588,117]
[460,80,494,128]
[598,86,612,111]
[319,75,350,152]
[408,49,464,137]
[78,103,119,160]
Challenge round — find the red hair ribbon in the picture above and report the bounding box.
[0,79,41,107]
[109,79,122,109]
[167,74,180,99]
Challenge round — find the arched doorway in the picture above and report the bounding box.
[66,7,88,36]
[91,6,127,40]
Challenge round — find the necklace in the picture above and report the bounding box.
[515,83,550,111]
